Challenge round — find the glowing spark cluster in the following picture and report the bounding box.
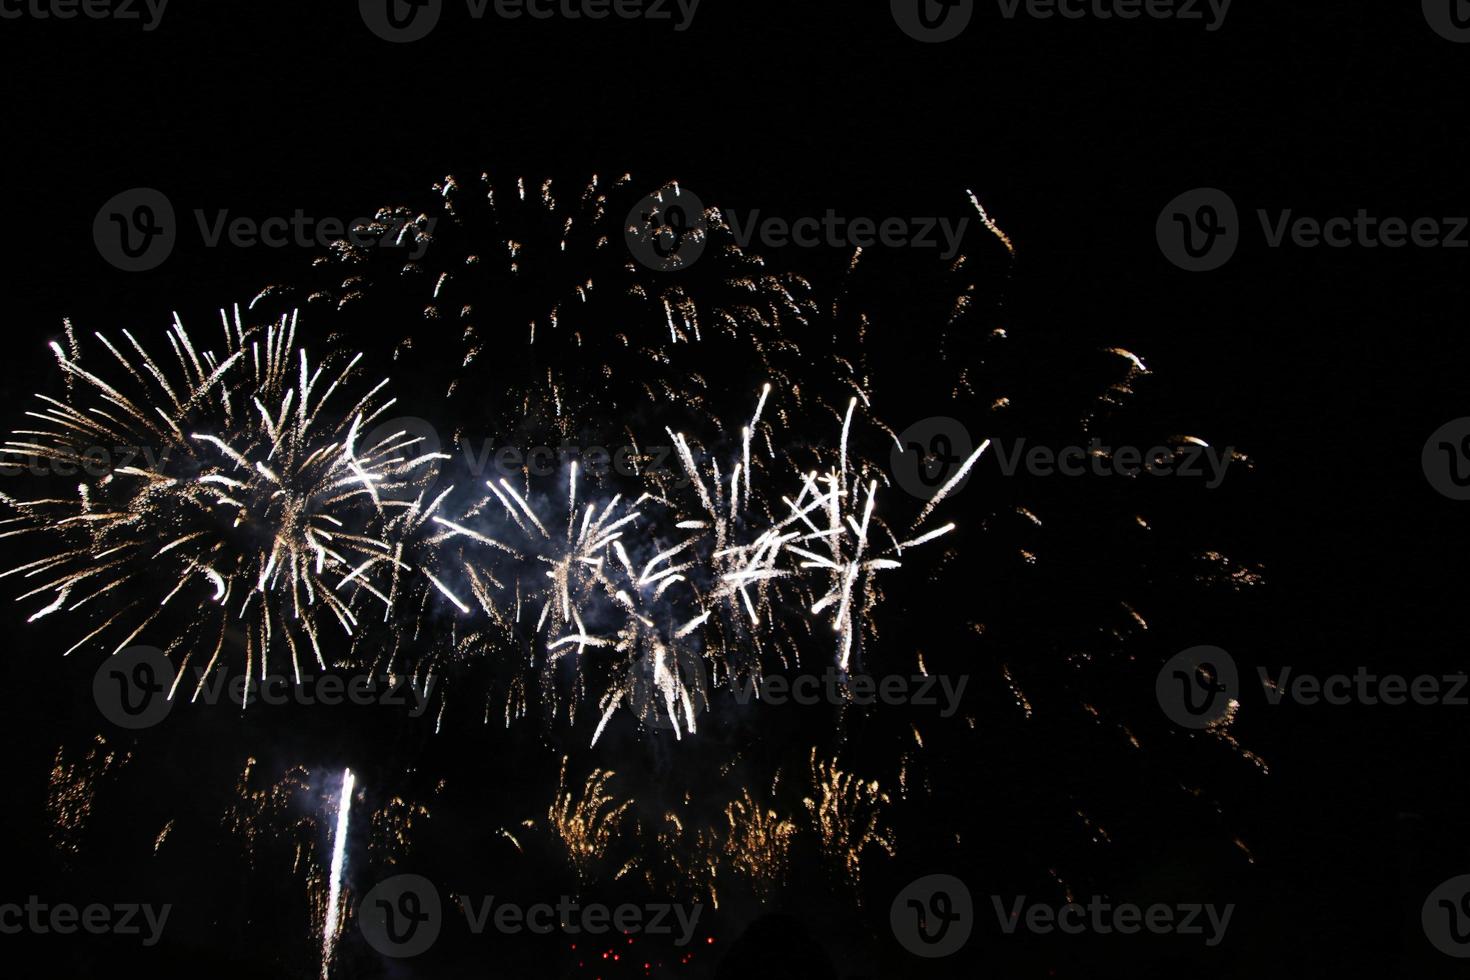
[0,310,444,689]
[548,756,633,885]
[804,749,896,893]
[46,734,130,856]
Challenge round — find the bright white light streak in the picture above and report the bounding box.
[915,439,991,525]
[321,768,355,980]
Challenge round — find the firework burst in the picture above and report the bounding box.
[0,308,443,692]
[1,168,1268,941]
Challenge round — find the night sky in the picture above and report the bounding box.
[0,3,1466,978]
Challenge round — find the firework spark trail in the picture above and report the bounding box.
[409,378,966,742]
[46,735,130,857]
[536,756,887,904]
[548,757,632,885]
[320,769,355,980]
[723,789,797,899]
[804,749,895,894]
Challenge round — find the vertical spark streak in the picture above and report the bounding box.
[321,768,355,980]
